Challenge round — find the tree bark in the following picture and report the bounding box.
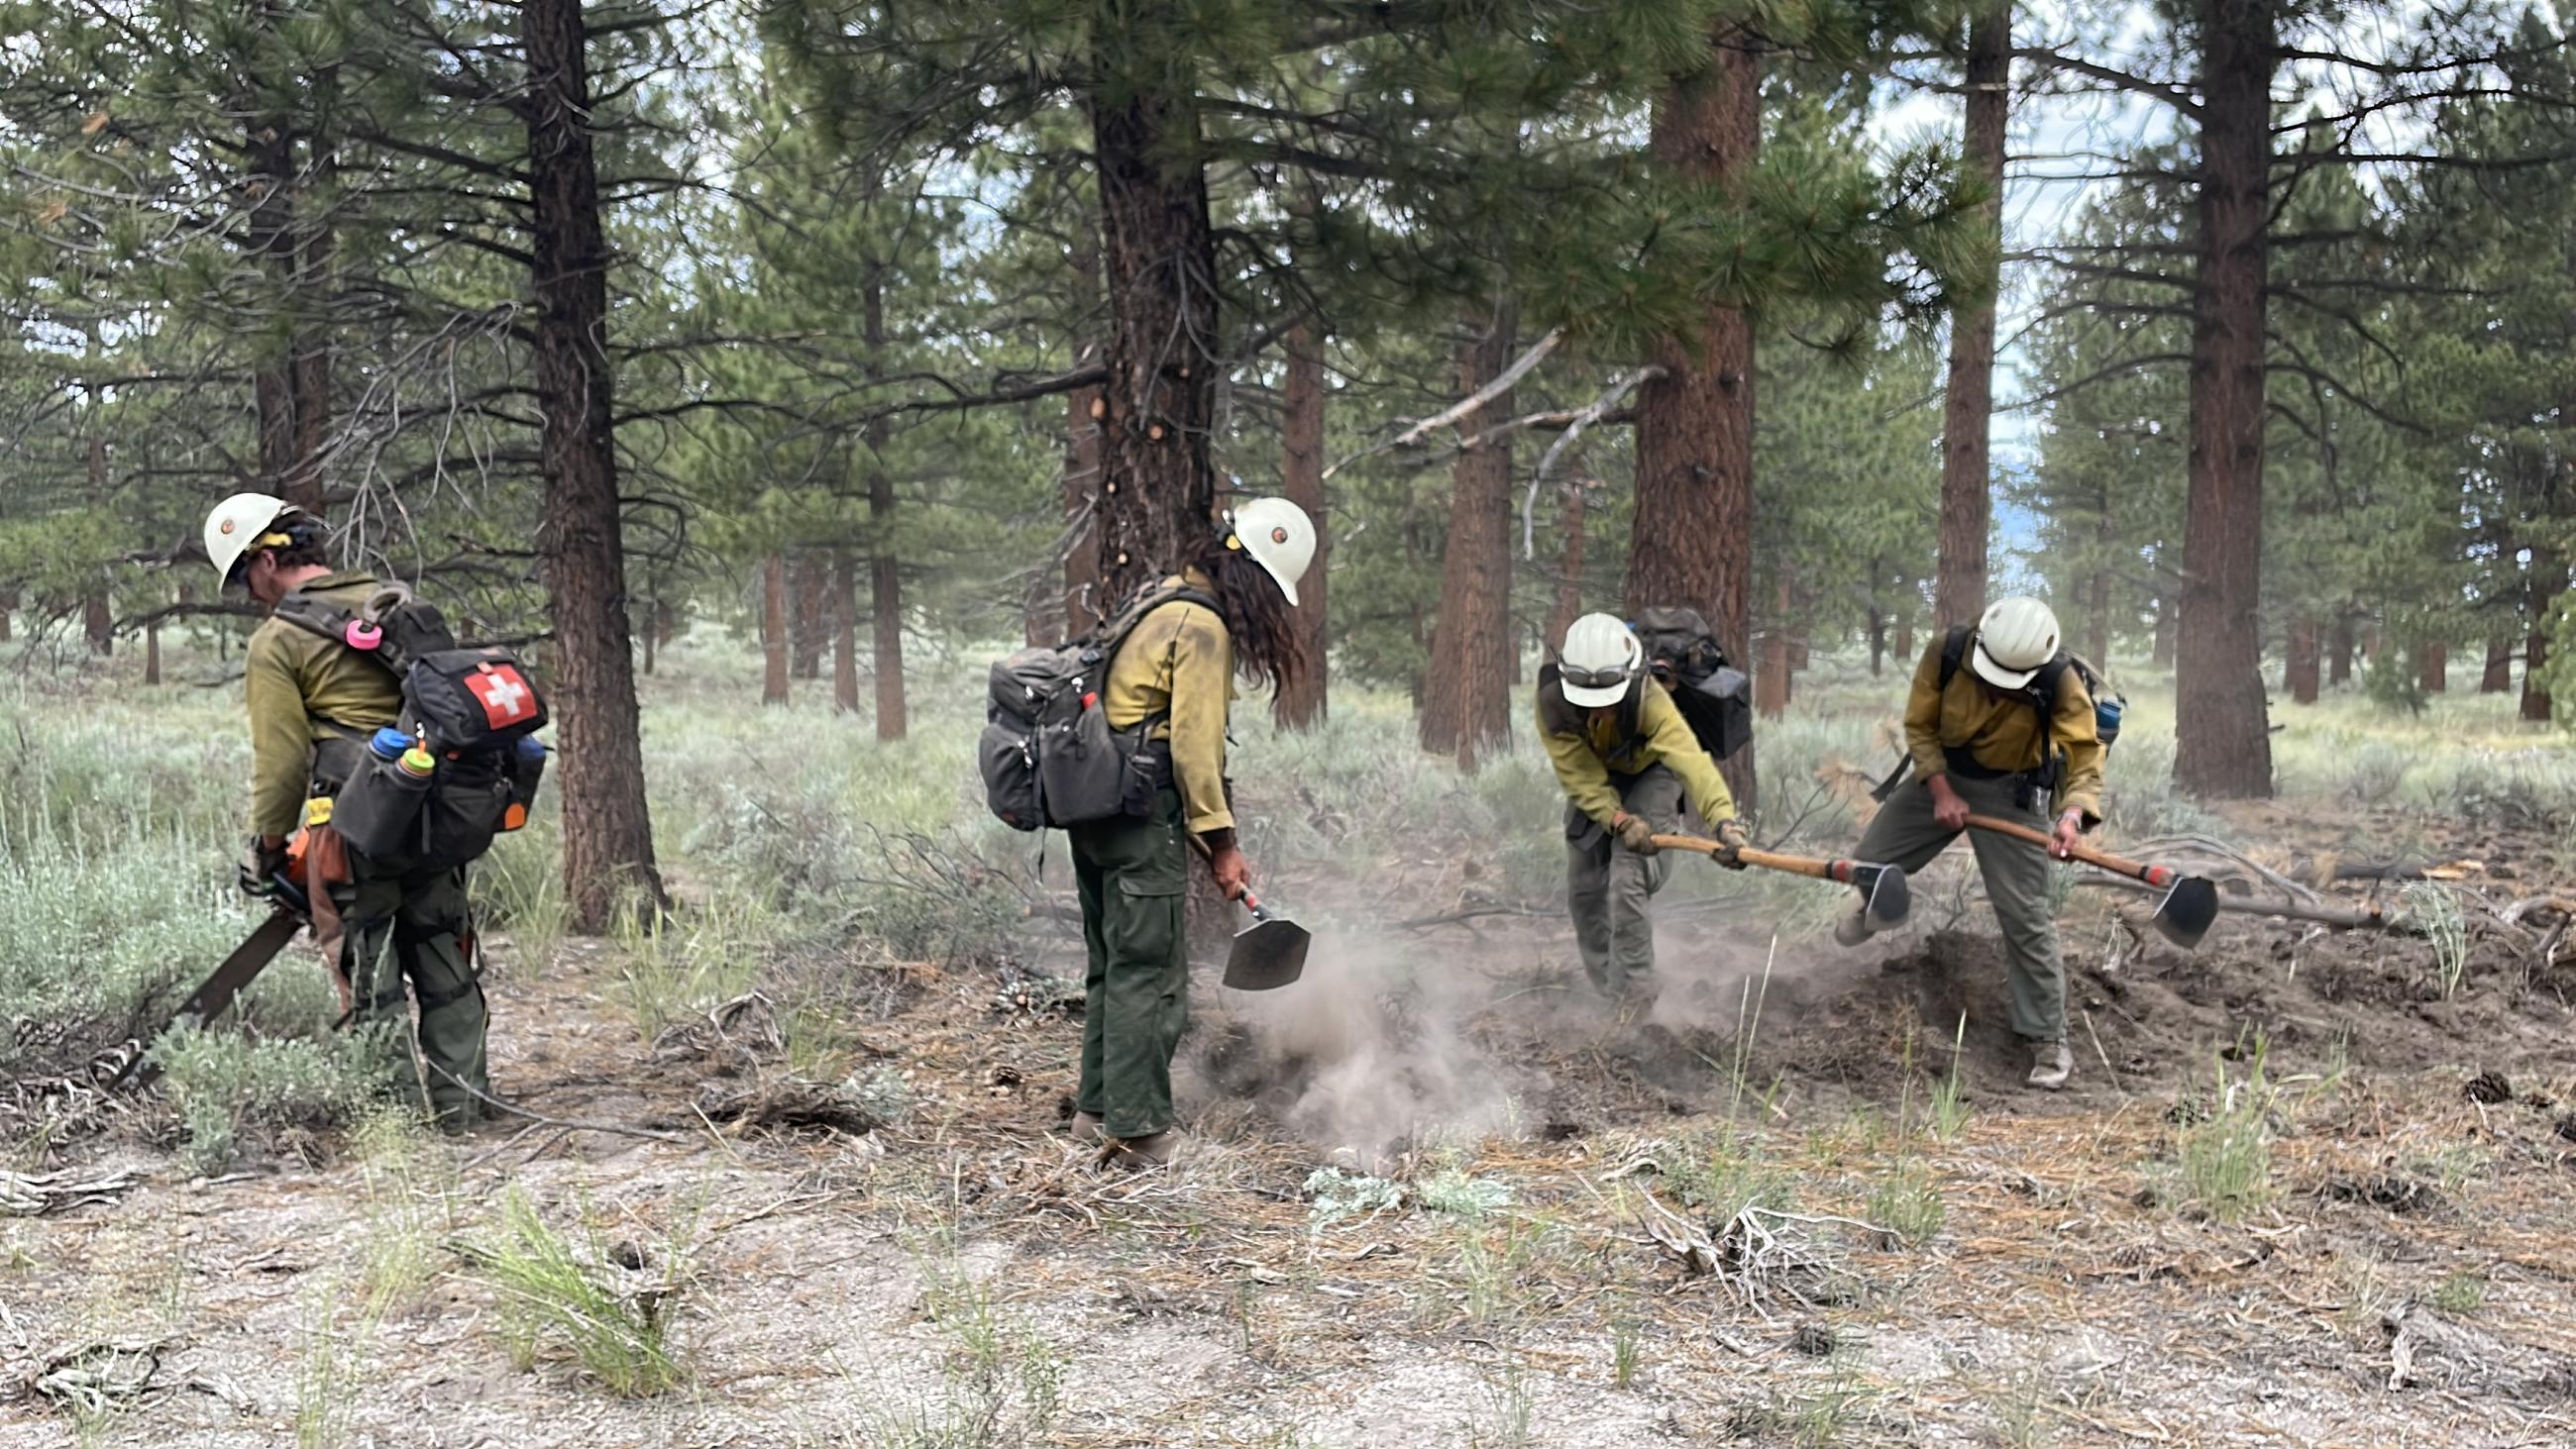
[864,270,908,742]
[145,616,161,685]
[2286,615,2320,704]
[2172,0,2277,798]
[524,0,665,931]
[1087,77,1219,603]
[2523,551,2560,723]
[1869,606,1886,677]
[791,555,826,679]
[83,431,112,657]
[2416,641,2446,693]
[1272,319,1330,729]
[1421,305,1518,768]
[1756,578,1792,720]
[1631,27,1762,811]
[1935,3,2008,631]
[760,555,790,705]
[2482,636,2513,693]
[1545,485,1586,654]
[1894,607,1915,663]
[2327,614,2354,684]
[831,550,861,715]
[1063,364,1106,638]
[0,588,14,643]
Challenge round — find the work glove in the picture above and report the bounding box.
[1610,811,1658,856]
[237,836,286,898]
[1712,819,1751,870]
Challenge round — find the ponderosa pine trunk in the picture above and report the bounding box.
[82,430,111,657]
[1935,3,2007,631]
[1064,356,1106,638]
[0,588,14,642]
[1869,606,1887,677]
[831,550,861,715]
[1631,27,1761,811]
[1755,578,1791,720]
[2286,615,2320,704]
[1088,77,1219,603]
[1894,608,1915,663]
[1546,485,1585,653]
[760,555,790,705]
[1421,305,1517,769]
[791,555,826,679]
[525,0,665,930]
[863,273,907,742]
[2172,0,2277,798]
[2483,636,2513,692]
[1272,319,1329,729]
[2418,641,2446,693]
[2523,551,2560,723]
[2327,615,2354,684]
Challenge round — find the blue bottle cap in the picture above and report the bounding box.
[370,727,412,760]
[515,735,549,761]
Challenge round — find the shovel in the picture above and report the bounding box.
[1652,834,1912,930]
[1223,891,1312,991]
[1964,813,2220,950]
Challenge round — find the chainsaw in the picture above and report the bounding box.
[101,870,315,1092]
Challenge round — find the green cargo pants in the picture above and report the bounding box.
[1856,772,2066,1043]
[1068,788,1191,1140]
[1566,765,1682,999]
[335,855,489,1130]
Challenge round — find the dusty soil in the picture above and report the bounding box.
[7,806,2576,1447]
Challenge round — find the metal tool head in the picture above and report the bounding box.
[1851,861,1911,929]
[1222,899,1311,991]
[2149,876,2220,950]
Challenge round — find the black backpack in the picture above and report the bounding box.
[1936,625,2124,752]
[1629,606,1753,762]
[980,580,1220,832]
[272,582,548,868]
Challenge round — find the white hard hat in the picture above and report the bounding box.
[1971,596,2063,689]
[203,491,292,583]
[1557,612,1643,707]
[1227,496,1317,607]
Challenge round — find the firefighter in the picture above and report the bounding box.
[1537,612,1748,1002]
[1067,498,1317,1169]
[204,492,492,1130]
[1839,596,2103,1090]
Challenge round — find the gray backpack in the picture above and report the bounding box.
[979,581,1219,831]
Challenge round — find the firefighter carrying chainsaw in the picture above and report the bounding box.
[202,492,550,1132]
[1840,597,2113,1091]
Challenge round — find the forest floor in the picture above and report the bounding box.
[8,788,2576,1448]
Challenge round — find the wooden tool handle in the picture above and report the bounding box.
[1651,834,1857,883]
[1963,813,2176,886]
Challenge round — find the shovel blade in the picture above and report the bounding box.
[1223,916,1312,991]
[1853,863,1911,929]
[2149,877,2220,950]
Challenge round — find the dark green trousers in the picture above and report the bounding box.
[1068,789,1190,1139]
[1565,765,1682,998]
[1855,772,2066,1042]
[335,855,489,1129]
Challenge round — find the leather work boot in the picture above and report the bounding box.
[1833,903,1872,948]
[1105,1131,1180,1171]
[1070,1111,1106,1144]
[2027,1040,2074,1091]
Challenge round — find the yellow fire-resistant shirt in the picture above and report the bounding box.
[1903,631,2105,825]
[1537,676,1738,830]
[1101,570,1236,836]
[244,571,404,840]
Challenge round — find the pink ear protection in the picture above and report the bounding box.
[344,619,383,650]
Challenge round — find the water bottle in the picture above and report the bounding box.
[505,735,549,830]
[368,727,410,764]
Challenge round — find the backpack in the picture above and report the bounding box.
[1629,606,1754,762]
[1936,625,2124,752]
[273,582,549,869]
[979,580,1221,832]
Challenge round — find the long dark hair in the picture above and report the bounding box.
[1190,538,1311,697]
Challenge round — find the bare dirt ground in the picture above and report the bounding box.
[7,804,2576,1448]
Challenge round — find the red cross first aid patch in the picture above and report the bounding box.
[470,664,536,729]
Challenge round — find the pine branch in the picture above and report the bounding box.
[1324,326,1564,479]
